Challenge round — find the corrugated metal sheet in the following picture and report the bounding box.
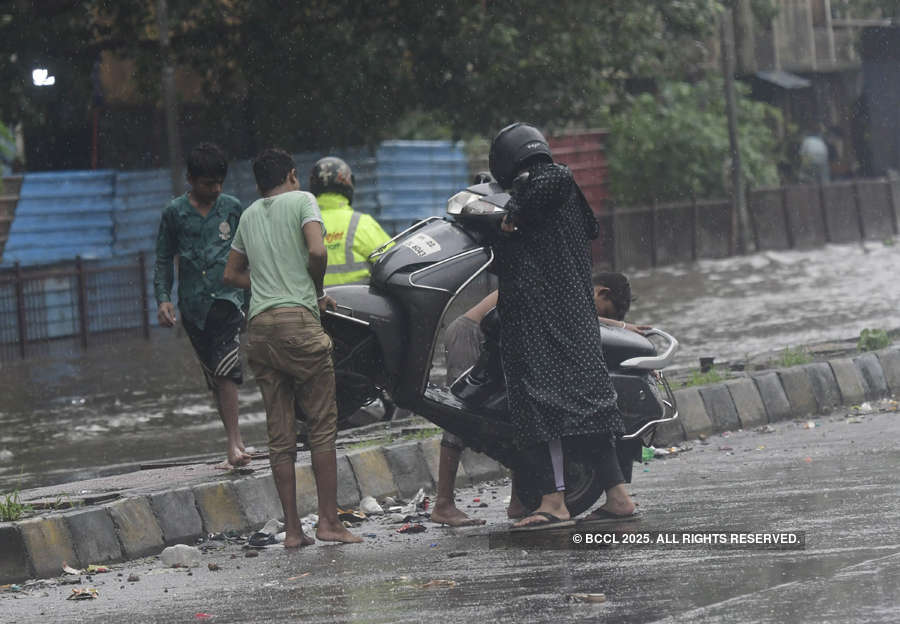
[375,141,468,232]
[2,141,469,266]
[113,169,172,256]
[2,171,116,266]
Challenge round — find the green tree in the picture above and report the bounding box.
[607,78,782,206]
[2,1,732,157]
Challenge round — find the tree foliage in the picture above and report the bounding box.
[607,79,782,206]
[2,0,728,155]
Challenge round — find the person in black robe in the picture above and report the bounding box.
[488,122,637,530]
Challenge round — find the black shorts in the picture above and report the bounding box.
[183,300,244,390]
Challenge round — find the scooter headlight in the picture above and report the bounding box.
[446,191,506,216]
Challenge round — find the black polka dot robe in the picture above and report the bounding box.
[494,161,624,447]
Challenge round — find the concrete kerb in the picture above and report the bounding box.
[6,345,899,585]
[63,507,122,566]
[829,358,867,406]
[107,497,164,560]
[854,352,888,400]
[875,347,900,393]
[0,523,33,583]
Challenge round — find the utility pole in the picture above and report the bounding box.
[157,0,181,198]
[720,6,752,254]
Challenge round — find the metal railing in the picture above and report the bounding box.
[0,252,151,361]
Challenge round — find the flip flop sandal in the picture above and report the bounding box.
[578,508,641,525]
[509,511,576,532]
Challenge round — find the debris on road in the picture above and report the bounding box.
[244,550,259,558]
[567,593,607,603]
[397,523,427,534]
[360,496,384,515]
[338,508,367,523]
[421,579,457,589]
[160,544,202,568]
[287,573,311,581]
[207,563,220,572]
[127,574,140,582]
[66,587,98,601]
[756,425,776,434]
[802,421,818,429]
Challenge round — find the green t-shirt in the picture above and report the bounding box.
[231,190,325,320]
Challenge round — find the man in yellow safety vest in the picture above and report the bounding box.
[309,156,391,286]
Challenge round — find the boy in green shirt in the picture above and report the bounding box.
[154,142,250,469]
[224,148,361,547]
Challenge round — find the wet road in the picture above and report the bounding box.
[2,240,899,492]
[628,240,900,368]
[4,407,899,623]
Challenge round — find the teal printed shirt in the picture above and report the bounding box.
[153,193,245,329]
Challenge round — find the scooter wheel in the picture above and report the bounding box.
[512,452,605,518]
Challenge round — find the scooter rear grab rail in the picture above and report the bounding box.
[619,328,679,370]
[621,373,678,440]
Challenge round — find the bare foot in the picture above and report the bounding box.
[316,519,363,543]
[283,530,315,548]
[506,499,529,520]
[228,445,252,467]
[431,501,486,527]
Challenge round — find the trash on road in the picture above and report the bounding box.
[248,532,276,547]
[756,425,776,434]
[260,518,284,535]
[846,417,863,424]
[160,544,202,568]
[207,563,220,571]
[195,613,214,619]
[802,421,817,429]
[421,579,457,589]
[397,523,427,534]
[360,496,384,515]
[287,573,311,581]
[338,508,367,523]
[244,550,259,558]
[62,563,81,575]
[127,574,140,582]
[447,551,468,558]
[718,446,733,452]
[66,587,98,600]
[567,593,607,603]
[86,564,110,574]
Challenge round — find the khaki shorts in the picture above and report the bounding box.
[247,306,337,465]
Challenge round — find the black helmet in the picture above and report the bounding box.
[309,156,354,203]
[488,122,553,188]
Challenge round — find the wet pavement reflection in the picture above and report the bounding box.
[2,410,898,623]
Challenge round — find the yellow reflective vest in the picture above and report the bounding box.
[317,193,391,286]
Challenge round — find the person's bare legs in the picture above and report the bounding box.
[506,471,529,519]
[214,378,250,468]
[512,491,569,527]
[430,445,485,527]
[271,459,314,548]
[311,450,363,543]
[598,484,635,516]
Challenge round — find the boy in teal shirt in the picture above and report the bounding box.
[154,142,249,469]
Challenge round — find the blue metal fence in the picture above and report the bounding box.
[0,141,469,356]
[2,140,468,268]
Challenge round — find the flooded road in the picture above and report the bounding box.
[1,240,899,492]
[627,241,900,368]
